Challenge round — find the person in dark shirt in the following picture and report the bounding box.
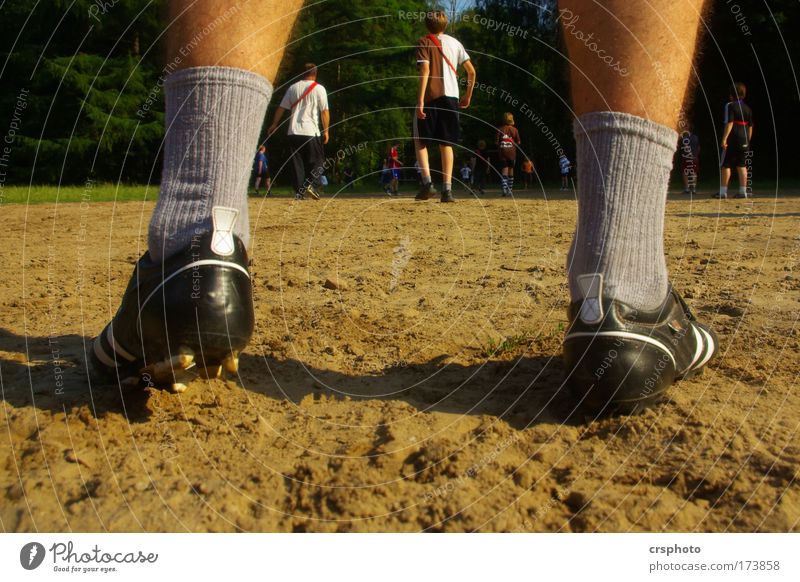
[678,129,700,195]
[253,145,270,195]
[714,82,753,199]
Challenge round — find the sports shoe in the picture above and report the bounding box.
[91,206,254,392]
[415,182,438,201]
[733,192,749,199]
[712,191,727,199]
[563,274,717,415]
[440,191,455,203]
[305,185,321,200]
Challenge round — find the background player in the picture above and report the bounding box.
[496,112,521,197]
[413,10,476,204]
[715,82,753,199]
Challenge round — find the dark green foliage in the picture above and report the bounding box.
[0,0,797,186]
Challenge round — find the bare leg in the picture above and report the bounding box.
[563,0,705,128]
[737,166,748,190]
[721,166,732,187]
[439,145,454,187]
[415,142,431,181]
[167,0,303,79]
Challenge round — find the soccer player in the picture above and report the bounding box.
[413,10,476,203]
[521,157,534,190]
[558,154,572,190]
[559,0,718,415]
[714,82,753,199]
[268,63,330,201]
[387,143,403,196]
[459,161,472,190]
[253,145,270,196]
[496,112,521,197]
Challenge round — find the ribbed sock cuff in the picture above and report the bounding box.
[148,66,272,262]
[569,111,677,310]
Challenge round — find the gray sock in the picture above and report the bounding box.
[568,112,677,311]
[148,66,273,262]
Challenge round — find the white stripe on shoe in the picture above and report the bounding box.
[564,331,677,368]
[138,259,250,318]
[93,337,119,368]
[694,326,716,369]
[106,325,137,362]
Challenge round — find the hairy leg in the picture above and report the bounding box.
[562,0,705,128]
[167,0,304,79]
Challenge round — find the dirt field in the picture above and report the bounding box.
[1,189,798,532]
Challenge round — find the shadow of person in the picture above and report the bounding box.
[0,328,152,423]
[0,327,577,429]
[235,350,580,430]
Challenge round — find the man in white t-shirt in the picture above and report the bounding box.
[413,10,476,203]
[268,63,330,200]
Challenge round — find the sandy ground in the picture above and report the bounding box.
[1,188,798,532]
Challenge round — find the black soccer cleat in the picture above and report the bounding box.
[91,207,254,392]
[415,183,438,201]
[563,274,717,416]
[440,191,456,203]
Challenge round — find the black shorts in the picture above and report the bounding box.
[499,153,515,169]
[413,96,460,146]
[721,143,750,169]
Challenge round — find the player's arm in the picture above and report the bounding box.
[268,107,288,136]
[320,108,330,144]
[720,121,733,148]
[460,59,476,109]
[417,61,430,119]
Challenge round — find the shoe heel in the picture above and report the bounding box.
[138,261,254,365]
[564,336,678,416]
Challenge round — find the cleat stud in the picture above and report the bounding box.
[222,355,239,374]
[198,365,222,380]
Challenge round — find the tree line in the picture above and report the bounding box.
[0,0,797,187]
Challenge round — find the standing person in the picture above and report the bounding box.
[679,129,700,195]
[559,154,572,190]
[92,0,305,390]
[253,145,270,195]
[521,157,534,190]
[459,161,472,190]
[413,9,476,203]
[714,82,753,199]
[387,143,403,196]
[472,139,489,194]
[496,112,521,197]
[267,63,330,201]
[559,0,718,415]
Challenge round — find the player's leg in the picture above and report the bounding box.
[507,167,514,195]
[413,112,439,200]
[735,164,748,198]
[439,144,454,201]
[560,0,717,414]
[92,0,305,390]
